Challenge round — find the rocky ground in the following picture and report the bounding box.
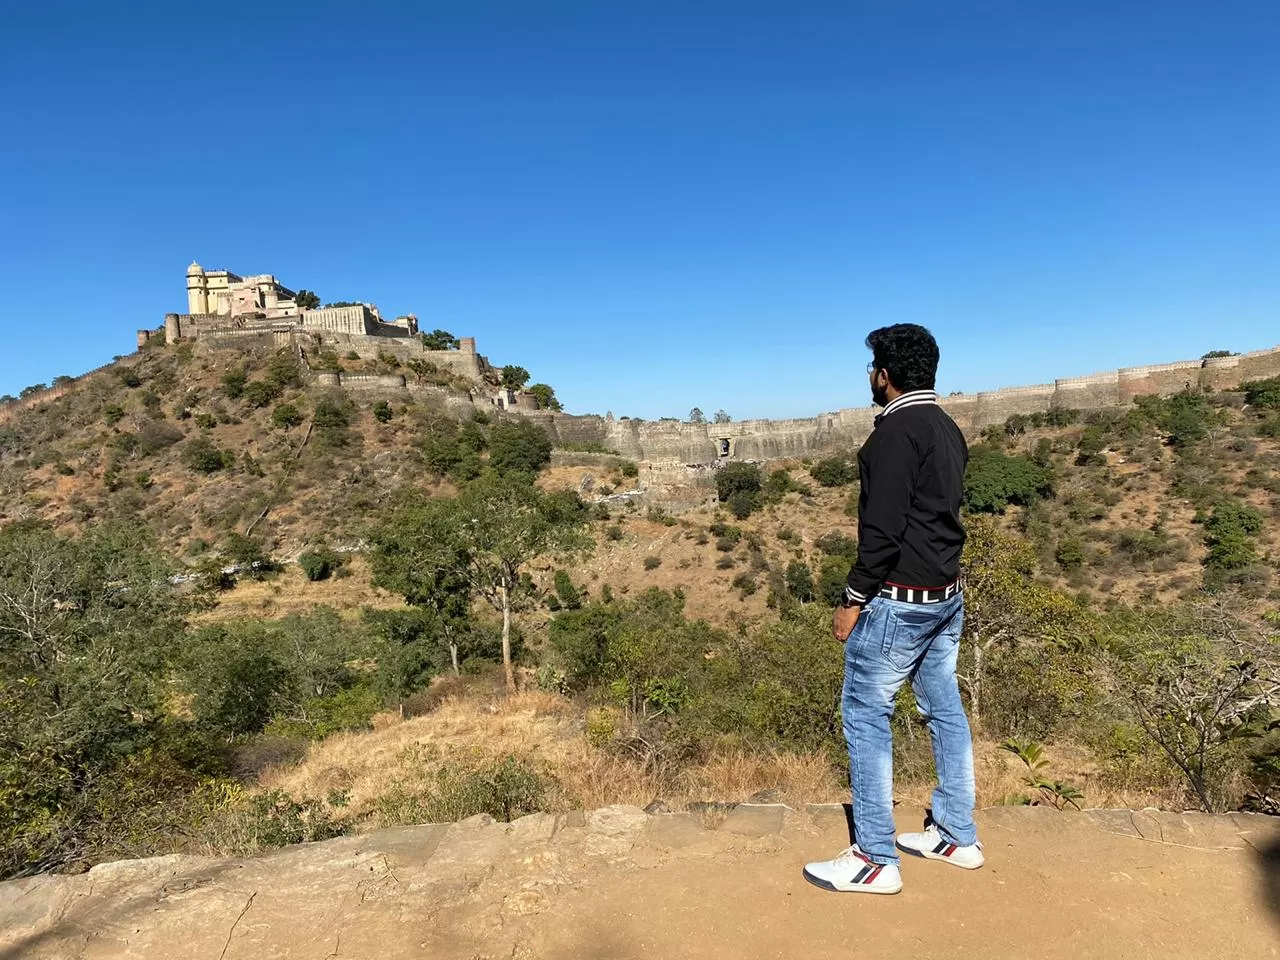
[2,804,1278,960]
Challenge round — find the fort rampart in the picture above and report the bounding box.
[520,344,1280,463]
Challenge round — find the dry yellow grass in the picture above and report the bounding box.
[259,687,1183,825]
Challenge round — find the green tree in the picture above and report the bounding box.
[181,623,291,734]
[715,462,762,517]
[817,555,852,606]
[689,407,706,424]
[488,419,552,476]
[959,519,1088,730]
[421,329,460,351]
[372,477,589,691]
[295,289,321,310]
[0,523,190,876]
[527,383,563,412]
[810,455,858,487]
[713,409,732,424]
[784,560,815,603]
[501,365,531,390]
[1241,376,1280,410]
[963,444,1053,513]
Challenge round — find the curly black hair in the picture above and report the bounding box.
[865,324,939,392]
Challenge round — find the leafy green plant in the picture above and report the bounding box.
[810,456,857,487]
[999,739,1083,809]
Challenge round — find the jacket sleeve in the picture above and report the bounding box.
[844,426,921,604]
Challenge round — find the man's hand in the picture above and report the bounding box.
[833,604,862,642]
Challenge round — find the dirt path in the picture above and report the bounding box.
[2,805,1277,960]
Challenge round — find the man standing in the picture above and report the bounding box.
[803,324,982,895]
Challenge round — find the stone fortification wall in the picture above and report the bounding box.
[0,357,139,424]
[521,344,1280,463]
[161,316,493,383]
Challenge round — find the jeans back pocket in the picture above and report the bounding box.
[880,603,947,671]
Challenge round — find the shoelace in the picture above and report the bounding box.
[831,845,870,869]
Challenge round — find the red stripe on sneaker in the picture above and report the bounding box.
[944,844,957,857]
[863,865,883,884]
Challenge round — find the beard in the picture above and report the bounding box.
[871,381,890,408]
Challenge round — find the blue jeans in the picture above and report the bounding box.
[841,593,976,865]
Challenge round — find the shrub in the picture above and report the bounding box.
[373,400,393,423]
[715,463,762,516]
[964,444,1052,513]
[784,560,815,602]
[605,525,624,542]
[1055,537,1085,570]
[312,397,354,448]
[715,555,736,570]
[241,379,282,408]
[181,436,235,473]
[815,531,858,560]
[553,570,583,610]
[817,555,852,605]
[727,490,755,519]
[298,547,345,581]
[619,460,639,478]
[643,556,662,571]
[1242,376,1280,409]
[1134,391,1216,447]
[211,790,345,853]
[103,404,125,425]
[221,368,248,399]
[114,368,142,388]
[272,403,304,428]
[810,455,857,487]
[375,748,555,826]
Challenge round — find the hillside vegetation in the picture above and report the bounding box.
[2,340,1279,880]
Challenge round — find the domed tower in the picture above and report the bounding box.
[186,261,208,314]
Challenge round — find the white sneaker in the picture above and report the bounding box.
[802,845,903,894]
[896,821,984,869]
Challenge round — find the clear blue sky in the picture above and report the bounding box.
[1,1,1277,419]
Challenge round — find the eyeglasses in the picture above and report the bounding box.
[866,362,878,375]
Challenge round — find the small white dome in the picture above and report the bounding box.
[186,261,205,276]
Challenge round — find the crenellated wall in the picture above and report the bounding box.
[515,343,1280,463]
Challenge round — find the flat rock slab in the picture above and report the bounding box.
[1,805,1276,960]
[720,803,788,837]
[643,813,708,850]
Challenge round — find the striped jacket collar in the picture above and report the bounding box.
[876,389,938,424]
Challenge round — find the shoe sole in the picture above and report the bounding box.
[802,867,902,894]
[895,842,984,870]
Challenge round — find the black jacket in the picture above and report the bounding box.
[844,391,968,605]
